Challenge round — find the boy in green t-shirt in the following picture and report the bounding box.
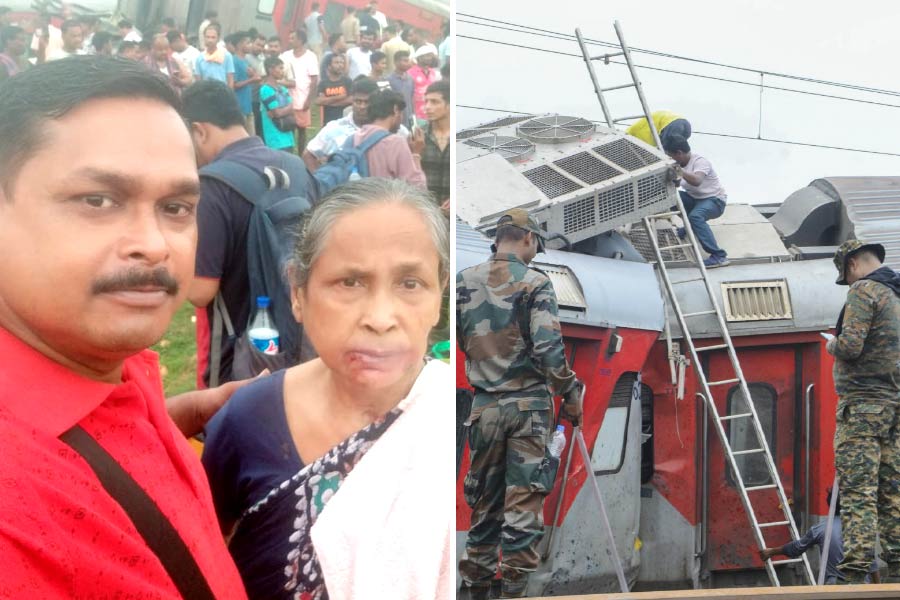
[258,57,296,153]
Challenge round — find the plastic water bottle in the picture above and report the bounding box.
[548,424,567,458]
[348,166,361,181]
[248,296,279,355]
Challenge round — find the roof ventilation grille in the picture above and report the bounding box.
[517,115,596,144]
[554,151,622,185]
[594,138,662,171]
[463,135,536,162]
[457,114,535,140]
[523,165,583,199]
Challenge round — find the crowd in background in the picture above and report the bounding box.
[0,2,449,207]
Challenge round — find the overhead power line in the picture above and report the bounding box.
[456,104,900,158]
[455,34,900,111]
[458,13,900,98]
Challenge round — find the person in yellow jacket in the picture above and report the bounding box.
[626,110,691,149]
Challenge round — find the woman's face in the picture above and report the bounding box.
[294,201,443,392]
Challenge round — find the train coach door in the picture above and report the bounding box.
[703,345,801,575]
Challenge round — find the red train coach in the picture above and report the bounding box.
[455,111,900,595]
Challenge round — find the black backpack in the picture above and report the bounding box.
[199,154,319,386]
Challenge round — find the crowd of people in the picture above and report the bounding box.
[0,2,453,599]
[0,4,450,209]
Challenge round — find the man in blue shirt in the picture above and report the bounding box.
[229,31,260,135]
[194,23,234,88]
[387,50,414,129]
[759,489,879,584]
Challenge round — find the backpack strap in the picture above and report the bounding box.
[208,292,235,388]
[59,425,217,600]
[200,157,318,207]
[199,160,271,205]
[355,128,391,154]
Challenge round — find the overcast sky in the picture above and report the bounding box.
[457,0,900,204]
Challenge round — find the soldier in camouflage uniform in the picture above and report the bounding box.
[828,240,900,584]
[457,209,583,599]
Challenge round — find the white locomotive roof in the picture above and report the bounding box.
[457,220,666,333]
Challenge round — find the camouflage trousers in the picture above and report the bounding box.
[459,395,552,598]
[834,399,900,579]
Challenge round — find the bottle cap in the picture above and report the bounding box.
[257,296,270,308]
[556,424,565,432]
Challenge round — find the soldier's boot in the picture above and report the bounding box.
[458,584,491,600]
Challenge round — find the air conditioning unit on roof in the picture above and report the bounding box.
[456,113,679,248]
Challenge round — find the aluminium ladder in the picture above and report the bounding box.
[576,22,815,587]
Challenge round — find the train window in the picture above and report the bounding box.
[726,383,777,487]
[592,373,637,476]
[257,0,276,15]
[640,383,654,484]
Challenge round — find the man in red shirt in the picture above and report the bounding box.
[0,56,247,598]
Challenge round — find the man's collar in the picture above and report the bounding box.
[0,327,134,437]
[493,252,526,266]
[215,135,263,160]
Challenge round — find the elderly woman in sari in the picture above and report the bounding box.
[202,179,453,600]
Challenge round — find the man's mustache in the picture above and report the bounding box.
[92,267,179,295]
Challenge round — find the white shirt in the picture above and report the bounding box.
[372,10,388,30]
[123,29,142,42]
[175,45,202,73]
[279,49,319,108]
[308,114,410,159]
[46,47,85,61]
[304,11,323,45]
[31,24,62,57]
[198,19,211,42]
[346,46,372,80]
[681,153,727,200]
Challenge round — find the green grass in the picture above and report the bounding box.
[154,302,198,397]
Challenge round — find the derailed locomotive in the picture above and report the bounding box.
[455,113,900,594]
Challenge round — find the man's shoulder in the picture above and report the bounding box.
[202,141,305,196]
[689,153,711,166]
[855,278,900,307]
[849,278,884,298]
[461,257,550,286]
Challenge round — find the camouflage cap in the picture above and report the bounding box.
[833,239,886,285]
[496,208,546,252]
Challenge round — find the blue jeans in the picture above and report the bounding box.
[680,190,726,258]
